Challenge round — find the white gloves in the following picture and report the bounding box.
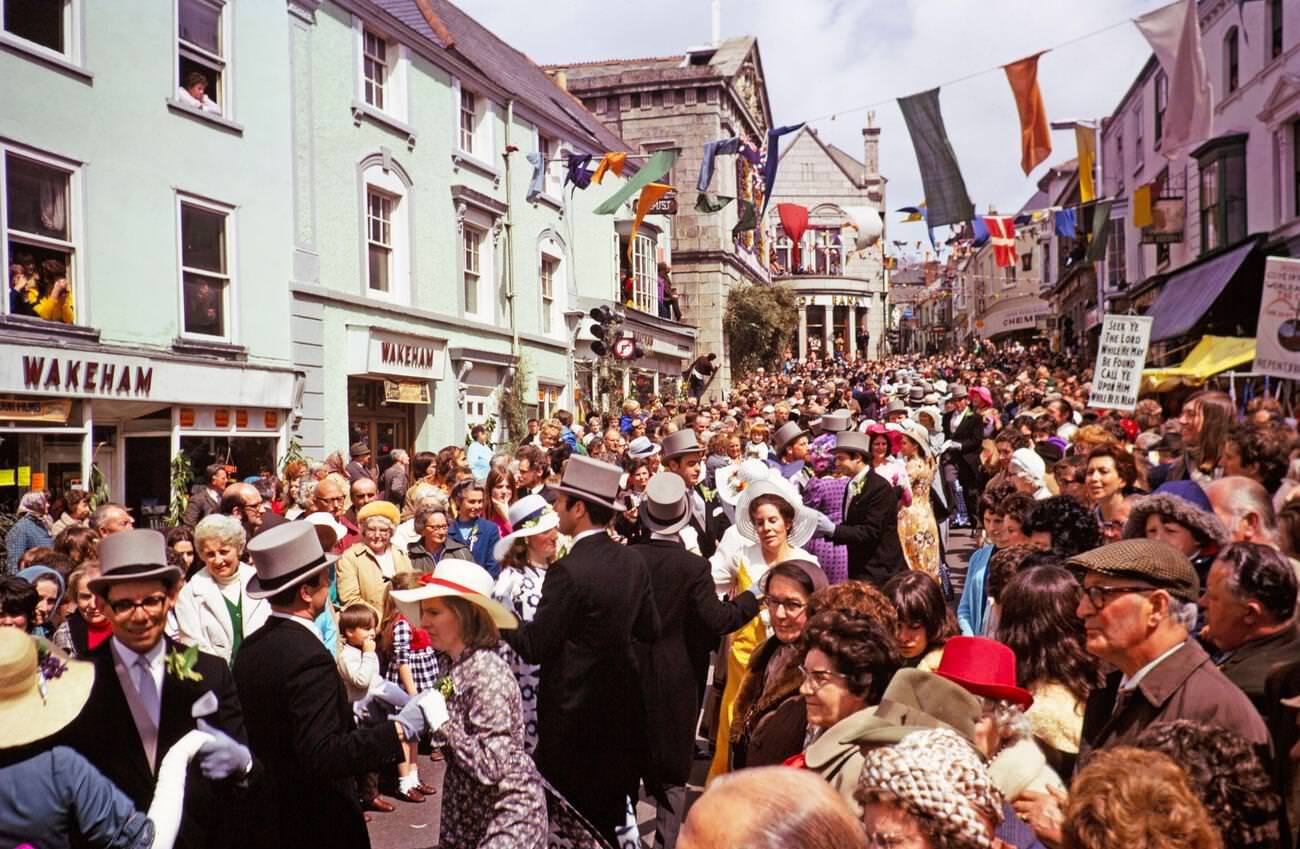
[194,719,252,780]
[148,728,212,849]
[418,689,450,734]
[815,512,837,537]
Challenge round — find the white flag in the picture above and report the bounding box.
[843,206,883,251]
[1135,0,1214,158]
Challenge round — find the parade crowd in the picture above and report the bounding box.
[4,340,1300,849]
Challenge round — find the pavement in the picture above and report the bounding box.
[367,527,982,848]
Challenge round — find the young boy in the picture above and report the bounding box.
[336,603,392,813]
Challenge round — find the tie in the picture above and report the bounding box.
[135,655,161,729]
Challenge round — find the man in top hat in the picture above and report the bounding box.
[941,385,983,529]
[632,472,760,849]
[769,420,813,488]
[345,442,374,484]
[816,431,906,587]
[61,528,256,849]
[503,455,662,846]
[233,522,420,849]
[882,398,910,425]
[661,429,729,559]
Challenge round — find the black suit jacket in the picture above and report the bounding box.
[62,637,249,849]
[831,472,906,586]
[943,408,984,481]
[691,482,731,559]
[233,615,403,849]
[504,532,661,835]
[631,539,757,785]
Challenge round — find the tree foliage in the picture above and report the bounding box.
[724,282,798,376]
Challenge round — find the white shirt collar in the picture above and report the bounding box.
[1119,640,1186,692]
[570,528,606,547]
[270,611,323,635]
[111,636,166,670]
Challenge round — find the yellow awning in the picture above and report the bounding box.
[1141,336,1256,393]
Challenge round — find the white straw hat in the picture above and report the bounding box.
[492,494,560,561]
[734,476,818,549]
[391,560,518,629]
[0,631,94,748]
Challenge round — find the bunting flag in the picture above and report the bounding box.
[761,124,805,214]
[984,216,1017,267]
[695,192,734,213]
[594,150,679,215]
[732,199,758,236]
[1135,0,1214,158]
[1054,208,1078,239]
[565,152,593,189]
[629,184,673,259]
[697,137,741,192]
[971,217,990,246]
[897,205,926,223]
[1004,53,1052,176]
[1086,200,1114,263]
[778,204,810,269]
[591,152,627,185]
[1075,126,1097,203]
[842,206,883,250]
[1133,183,1154,229]
[897,88,974,228]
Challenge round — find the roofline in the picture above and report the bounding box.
[777,126,871,189]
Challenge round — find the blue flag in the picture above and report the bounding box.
[1054,208,1077,239]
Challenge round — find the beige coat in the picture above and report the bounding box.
[335,541,412,615]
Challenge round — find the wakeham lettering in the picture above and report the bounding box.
[380,341,437,371]
[22,356,154,397]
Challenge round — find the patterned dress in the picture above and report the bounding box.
[898,455,941,579]
[802,476,850,584]
[383,616,441,693]
[492,564,547,753]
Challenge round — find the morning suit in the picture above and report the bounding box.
[830,471,906,586]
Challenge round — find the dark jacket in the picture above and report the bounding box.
[631,539,758,785]
[1079,639,1270,766]
[61,637,249,849]
[729,637,806,769]
[690,482,731,560]
[943,408,984,487]
[1217,624,1300,717]
[503,532,661,841]
[181,486,220,529]
[830,471,906,586]
[406,537,473,573]
[233,615,403,849]
[380,463,408,505]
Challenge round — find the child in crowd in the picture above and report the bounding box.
[337,602,388,813]
[381,573,439,804]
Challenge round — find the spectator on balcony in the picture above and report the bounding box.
[176,70,220,114]
[659,263,682,321]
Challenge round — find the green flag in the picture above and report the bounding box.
[732,200,757,236]
[593,150,679,215]
[1086,200,1113,264]
[695,192,734,213]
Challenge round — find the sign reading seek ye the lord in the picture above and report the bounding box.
[1088,314,1153,413]
[1255,257,1300,380]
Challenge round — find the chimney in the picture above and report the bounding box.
[712,0,721,46]
[862,110,880,184]
[549,68,568,91]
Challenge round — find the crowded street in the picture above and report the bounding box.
[3,1,1300,849]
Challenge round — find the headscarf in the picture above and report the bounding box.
[1008,448,1049,499]
[858,729,1003,849]
[18,492,48,518]
[17,566,65,604]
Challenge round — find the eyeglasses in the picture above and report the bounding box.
[318,495,345,505]
[798,664,847,691]
[764,596,807,615]
[1081,583,1157,611]
[107,594,169,616]
[425,523,449,532]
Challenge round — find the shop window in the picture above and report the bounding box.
[540,254,558,335]
[178,197,231,339]
[3,0,74,57]
[1268,0,1283,61]
[175,0,227,117]
[1196,138,1247,255]
[1224,27,1239,94]
[4,149,78,325]
[463,225,484,318]
[366,187,394,293]
[1154,71,1167,146]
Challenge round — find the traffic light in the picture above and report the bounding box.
[589,306,619,357]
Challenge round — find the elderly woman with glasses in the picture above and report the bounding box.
[407,505,473,572]
[337,501,413,616]
[169,513,269,663]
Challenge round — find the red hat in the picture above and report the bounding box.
[934,637,1033,709]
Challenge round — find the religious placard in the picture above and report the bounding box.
[1254,256,1300,380]
[1089,314,1153,412]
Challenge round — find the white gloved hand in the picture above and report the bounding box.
[195,719,252,780]
[418,689,450,733]
[815,512,836,537]
[148,728,213,849]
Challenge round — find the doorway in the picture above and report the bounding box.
[124,436,171,530]
[348,378,413,475]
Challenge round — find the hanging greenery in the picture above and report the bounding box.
[723,283,798,376]
[279,437,308,477]
[498,354,532,450]
[88,463,111,510]
[166,452,194,527]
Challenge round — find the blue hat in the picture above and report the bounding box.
[1154,480,1213,514]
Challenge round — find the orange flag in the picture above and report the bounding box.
[592,152,627,184]
[1004,53,1051,176]
[629,183,672,259]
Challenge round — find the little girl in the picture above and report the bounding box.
[381,573,440,803]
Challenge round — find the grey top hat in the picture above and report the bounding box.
[660,430,704,461]
[245,521,338,599]
[907,387,926,405]
[884,399,909,416]
[772,421,810,457]
[815,409,852,433]
[640,472,694,535]
[834,431,873,459]
[349,442,371,458]
[546,455,626,511]
[88,529,182,594]
[948,384,969,401]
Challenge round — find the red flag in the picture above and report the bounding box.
[984,216,1016,267]
[1004,53,1052,176]
[778,203,809,270]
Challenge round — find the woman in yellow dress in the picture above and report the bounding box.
[895,420,940,579]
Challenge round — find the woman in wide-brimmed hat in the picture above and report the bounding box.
[895,420,941,579]
[0,629,212,849]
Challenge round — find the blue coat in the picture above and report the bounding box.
[957,545,995,636]
[5,513,54,570]
[450,517,501,578]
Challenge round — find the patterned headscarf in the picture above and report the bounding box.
[858,729,1003,849]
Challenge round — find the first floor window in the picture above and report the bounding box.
[1293,121,1300,218]
[1020,252,1033,273]
[540,255,558,334]
[1154,71,1168,145]
[463,227,482,315]
[1003,266,1016,288]
[366,187,394,293]
[459,89,477,154]
[177,0,226,115]
[4,0,70,55]
[622,233,655,313]
[363,28,388,110]
[1198,142,1247,254]
[4,150,76,324]
[1107,218,1127,290]
[180,200,229,337]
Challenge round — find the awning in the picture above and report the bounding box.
[1141,335,1256,393]
[1146,241,1256,341]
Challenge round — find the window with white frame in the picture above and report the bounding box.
[1133,100,1144,173]
[363,28,388,110]
[540,253,558,335]
[3,0,76,59]
[1107,217,1127,291]
[361,157,410,302]
[1002,265,1016,289]
[3,148,78,324]
[463,226,484,317]
[459,88,478,154]
[537,133,561,196]
[366,188,394,293]
[1154,71,1167,145]
[538,383,563,421]
[619,232,656,313]
[176,0,227,116]
[178,197,231,339]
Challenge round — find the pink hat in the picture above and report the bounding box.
[969,386,993,408]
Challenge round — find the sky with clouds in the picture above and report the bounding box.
[461,0,1165,255]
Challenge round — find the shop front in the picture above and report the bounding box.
[792,289,877,361]
[344,326,447,467]
[978,297,1051,343]
[0,340,301,523]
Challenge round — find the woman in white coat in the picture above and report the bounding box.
[169,513,269,663]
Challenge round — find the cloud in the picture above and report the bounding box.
[459,0,1161,250]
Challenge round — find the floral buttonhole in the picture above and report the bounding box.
[165,645,204,683]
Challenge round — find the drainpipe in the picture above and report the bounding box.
[503,100,519,360]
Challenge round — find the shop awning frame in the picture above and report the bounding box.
[1146,239,1259,342]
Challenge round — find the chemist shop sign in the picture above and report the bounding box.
[1088,314,1153,413]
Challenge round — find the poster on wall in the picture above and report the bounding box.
[1088,314,1153,412]
[1255,257,1300,380]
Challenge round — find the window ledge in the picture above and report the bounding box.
[172,337,247,360]
[0,315,100,342]
[166,100,244,135]
[350,100,417,148]
[0,33,92,82]
[451,150,501,186]
[530,191,564,213]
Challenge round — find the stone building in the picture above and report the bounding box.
[547,36,776,388]
[766,119,889,361]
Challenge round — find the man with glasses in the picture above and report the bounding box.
[311,478,357,553]
[220,481,279,544]
[62,529,256,849]
[1070,538,1269,764]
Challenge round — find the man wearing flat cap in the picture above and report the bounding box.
[1071,539,1269,764]
[345,442,374,484]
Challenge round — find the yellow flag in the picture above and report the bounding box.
[1133,183,1153,229]
[1076,126,1096,202]
[628,183,672,259]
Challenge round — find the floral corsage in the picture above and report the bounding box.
[165,645,204,683]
